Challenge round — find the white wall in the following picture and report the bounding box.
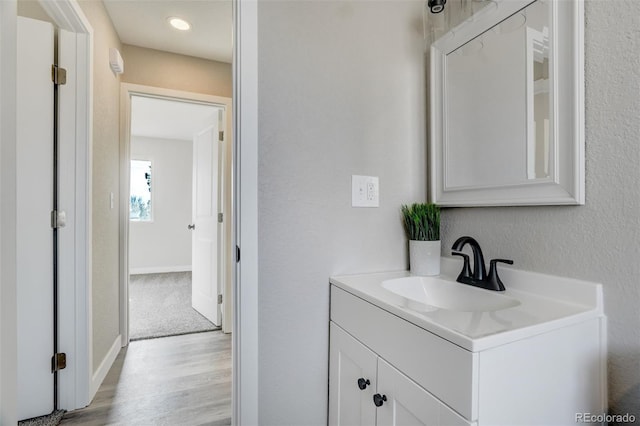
[441,0,640,418]
[257,1,426,423]
[129,136,192,273]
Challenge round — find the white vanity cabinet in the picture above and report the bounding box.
[329,322,471,426]
[328,275,607,426]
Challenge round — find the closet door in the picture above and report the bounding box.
[16,16,55,420]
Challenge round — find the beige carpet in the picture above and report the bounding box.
[129,272,219,340]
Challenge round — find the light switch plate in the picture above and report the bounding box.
[352,175,379,207]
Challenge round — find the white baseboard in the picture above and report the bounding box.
[129,265,192,275]
[90,334,121,400]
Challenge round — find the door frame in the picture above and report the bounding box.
[0,1,19,423]
[233,0,259,423]
[119,83,233,343]
[45,2,94,410]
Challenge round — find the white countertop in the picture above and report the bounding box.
[330,258,604,352]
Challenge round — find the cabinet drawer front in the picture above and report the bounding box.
[331,286,478,420]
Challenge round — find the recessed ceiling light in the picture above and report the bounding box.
[168,17,191,31]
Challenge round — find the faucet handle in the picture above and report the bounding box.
[452,251,472,280]
[486,259,514,291]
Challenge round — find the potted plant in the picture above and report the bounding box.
[401,203,441,276]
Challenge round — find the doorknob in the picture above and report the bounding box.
[357,378,370,390]
[373,394,387,407]
[188,224,195,230]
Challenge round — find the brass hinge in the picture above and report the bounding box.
[52,353,67,372]
[218,131,224,142]
[217,294,223,304]
[218,212,223,223]
[51,65,67,85]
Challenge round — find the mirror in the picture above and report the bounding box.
[430,0,584,206]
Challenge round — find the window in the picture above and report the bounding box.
[130,160,152,221]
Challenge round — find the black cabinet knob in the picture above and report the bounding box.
[357,378,370,390]
[373,393,387,407]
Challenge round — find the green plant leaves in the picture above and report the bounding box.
[401,203,440,241]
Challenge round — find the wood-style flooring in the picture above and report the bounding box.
[61,331,231,426]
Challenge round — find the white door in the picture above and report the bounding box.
[329,322,378,426]
[191,112,222,325]
[16,17,55,420]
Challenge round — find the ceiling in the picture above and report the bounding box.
[103,0,232,63]
[131,96,219,141]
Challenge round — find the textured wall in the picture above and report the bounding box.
[129,136,192,272]
[77,0,122,372]
[121,44,232,98]
[257,1,426,423]
[440,0,640,417]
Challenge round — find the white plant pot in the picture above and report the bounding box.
[409,240,441,276]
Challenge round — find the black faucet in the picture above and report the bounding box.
[451,236,513,291]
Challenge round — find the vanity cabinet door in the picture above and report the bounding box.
[376,359,473,426]
[329,322,378,426]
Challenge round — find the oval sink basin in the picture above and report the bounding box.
[382,276,520,312]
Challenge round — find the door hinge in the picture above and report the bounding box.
[51,65,67,85]
[51,210,67,229]
[217,294,223,304]
[52,353,67,372]
[236,245,240,263]
[218,131,224,142]
[218,212,223,223]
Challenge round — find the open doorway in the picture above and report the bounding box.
[127,95,224,341]
[120,85,233,344]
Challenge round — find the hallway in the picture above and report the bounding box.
[61,331,231,425]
